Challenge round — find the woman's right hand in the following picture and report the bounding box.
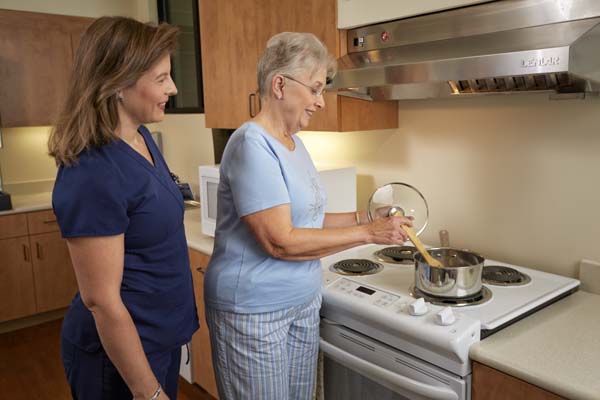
[366,215,413,244]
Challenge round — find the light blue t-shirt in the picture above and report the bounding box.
[204,122,326,313]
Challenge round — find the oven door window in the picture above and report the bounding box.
[325,357,413,400]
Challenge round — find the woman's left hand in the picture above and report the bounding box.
[365,215,413,245]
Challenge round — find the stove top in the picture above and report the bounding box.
[322,243,578,330]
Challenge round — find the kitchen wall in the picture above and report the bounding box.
[299,93,600,278]
[0,0,214,196]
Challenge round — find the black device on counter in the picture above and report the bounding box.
[0,191,12,211]
[170,172,195,202]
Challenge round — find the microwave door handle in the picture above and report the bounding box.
[320,339,458,400]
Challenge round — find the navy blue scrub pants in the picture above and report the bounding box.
[61,337,182,399]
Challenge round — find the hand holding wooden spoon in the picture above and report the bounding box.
[390,208,444,268]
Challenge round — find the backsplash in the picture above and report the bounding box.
[0,126,57,186]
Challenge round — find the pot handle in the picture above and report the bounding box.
[439,230,450,247]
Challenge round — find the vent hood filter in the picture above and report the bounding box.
[331,0,600,100]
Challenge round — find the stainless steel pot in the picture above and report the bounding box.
[414,247,484,298]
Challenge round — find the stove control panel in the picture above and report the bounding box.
[329,278,400,308]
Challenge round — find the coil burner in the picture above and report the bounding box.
[483,265,531,286]
[374,246,417,265]
[410,285,493,307]
[330,259,384,276]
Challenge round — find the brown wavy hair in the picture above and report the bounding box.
[48,16,178,165]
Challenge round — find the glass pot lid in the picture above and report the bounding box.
[367,182,429,236]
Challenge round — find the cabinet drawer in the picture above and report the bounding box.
[27,210,60,235]
[0,213,28,239]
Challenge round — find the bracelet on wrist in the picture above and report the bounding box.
[148,384,162,400]
[355,211,361,226]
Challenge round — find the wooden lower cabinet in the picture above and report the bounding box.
[189,248,219,398]
[0,236,37,321]
[472,362,565,400]
[30,231,78,313]
[0,210,78,323]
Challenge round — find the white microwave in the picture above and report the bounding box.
[198,164,357,237]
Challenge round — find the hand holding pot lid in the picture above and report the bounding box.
[368,182,443,267]
[367,182,429,235]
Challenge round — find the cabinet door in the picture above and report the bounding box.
[189,248,219,398]
[0,236,37,322]
[254,0,339,132]
[199,0,261,129]
[0,10,73,127]
[30,232,77,313]
[472,362,565,400]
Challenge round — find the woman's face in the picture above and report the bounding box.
[120,54,177,125]
[281,67,326,132]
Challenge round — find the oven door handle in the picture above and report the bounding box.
[320,338,459,400]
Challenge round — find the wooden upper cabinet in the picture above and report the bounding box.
[198,0,261,129]
[198,0,397,131]
[0,9,93,128]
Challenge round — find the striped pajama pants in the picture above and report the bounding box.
[205,294,322,400]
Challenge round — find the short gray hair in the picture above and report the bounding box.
[257,32,337,98]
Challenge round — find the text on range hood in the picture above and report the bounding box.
[331,0,600,100]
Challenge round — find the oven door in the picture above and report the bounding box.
[320,320,469,400]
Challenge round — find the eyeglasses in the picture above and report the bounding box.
[282,75,326,98]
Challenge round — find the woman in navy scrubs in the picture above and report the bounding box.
[48,17,198,400]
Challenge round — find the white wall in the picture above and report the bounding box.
[148,115,214,197]
[300,93,600,278]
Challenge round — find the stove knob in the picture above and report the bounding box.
[435,307,456,326]
[408,298,428,316]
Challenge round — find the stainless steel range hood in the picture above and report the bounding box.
[332,0,600,100]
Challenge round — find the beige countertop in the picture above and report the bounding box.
[183,208,214,255]
[470,290,600,400]
[0,192,53,216]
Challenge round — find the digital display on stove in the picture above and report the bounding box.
[356,286,375,295]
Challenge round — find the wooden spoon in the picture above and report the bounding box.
[390,209,444,268]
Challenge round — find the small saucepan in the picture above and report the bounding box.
[414,248,484,298]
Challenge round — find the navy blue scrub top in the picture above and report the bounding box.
[53,125,199,354]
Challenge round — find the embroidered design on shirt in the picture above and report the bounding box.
[308,172,324,221]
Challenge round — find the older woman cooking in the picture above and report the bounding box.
[204,31,412,400]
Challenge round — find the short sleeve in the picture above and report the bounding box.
[52,161,129,238]
[225,136,290,217]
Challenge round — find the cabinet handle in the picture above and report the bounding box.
[43,219,57,224]
[196,266,205,274]
[23,244,30,262]
[249,93,256,117]
[36,242,43,260]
